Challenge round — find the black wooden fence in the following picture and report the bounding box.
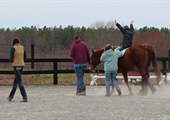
[0,58,170,84]
[0,44,170,84]
[0,58,74,84]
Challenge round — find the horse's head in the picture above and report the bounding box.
[88,45,118,72]
[89,48,104,72]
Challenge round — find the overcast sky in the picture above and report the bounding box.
[0,0,169,30]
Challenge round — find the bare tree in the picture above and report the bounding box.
[85,21,122,49]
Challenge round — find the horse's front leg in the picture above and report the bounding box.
[122,72,133,95]
[139,80,148,95]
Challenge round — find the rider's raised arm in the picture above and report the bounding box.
[130,20,134,30]
[115,22,126,35]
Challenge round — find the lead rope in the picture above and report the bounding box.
[96,66,99,75]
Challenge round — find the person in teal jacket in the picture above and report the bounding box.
[100,44,122,96]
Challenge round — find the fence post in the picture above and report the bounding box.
[162,60,167,84]
[31,44,34,69]
[167,49,170,84]
[53,61,58,84]
[169,49,170,69]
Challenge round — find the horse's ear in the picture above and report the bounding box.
[92,50,95,53]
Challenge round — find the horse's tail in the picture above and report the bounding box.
[145,44,161,84]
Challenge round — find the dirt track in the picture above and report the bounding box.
[0,84,170,120]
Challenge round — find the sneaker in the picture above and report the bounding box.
[105,93,111,96]
[20,99,28,102]
[116,88,122,96]
[77,89,86,96]
[152,89,157,94]
[7,97,12,102]
[76,92,81,95]
[77,92,86,96]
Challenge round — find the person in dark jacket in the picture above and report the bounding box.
[114,19,134,51]
[7,37,28,102]
[69,35,90,96]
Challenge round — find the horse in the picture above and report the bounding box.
[89,44,161,95]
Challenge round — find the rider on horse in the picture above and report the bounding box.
[114,19,134,51]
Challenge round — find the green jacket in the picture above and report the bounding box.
[100,49,122,73]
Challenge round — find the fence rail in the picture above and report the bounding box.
[0,57,170,84]
[1,44,170,84]
[0,58,84,84]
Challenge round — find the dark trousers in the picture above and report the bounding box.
[9,66,27,99]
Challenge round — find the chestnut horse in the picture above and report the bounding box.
[89,44,161,95]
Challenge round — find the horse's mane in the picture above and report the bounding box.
[93,48,104,57]
[111,45,118,50]
[93,45,119,53]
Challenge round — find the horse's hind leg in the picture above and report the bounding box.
[141,77,148,95]
[139,69,149,95]
[122,72,133,95]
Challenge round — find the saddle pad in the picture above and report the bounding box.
[115,47,128,57]
[121,48,128,56]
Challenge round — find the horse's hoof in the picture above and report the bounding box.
[138,90,147,96]
[110,91,114,95]
[129,92,133,95]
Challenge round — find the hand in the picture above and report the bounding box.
[130,20,134,24]
[114,19,117,24]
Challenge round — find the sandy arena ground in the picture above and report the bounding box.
[0,83,170,120]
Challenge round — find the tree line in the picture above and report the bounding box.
[0,21,170,59]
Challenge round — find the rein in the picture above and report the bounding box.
[96,66,100,75]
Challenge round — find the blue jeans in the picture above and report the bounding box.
[117,46,128,51]
[105,73,119,94]
[9,66,27,99]
[74,66,86,93]
[141,79,156,93]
